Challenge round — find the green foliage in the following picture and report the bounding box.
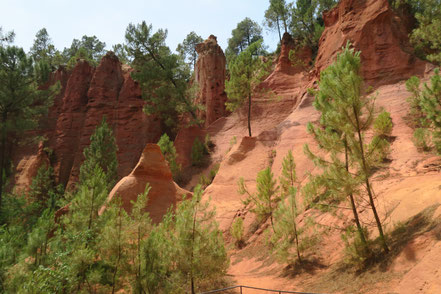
[304,43,390,254]
[279,150,296,197]
[177,31,204,69]
[158,133,182,180]
[191,137,207,167]
[146,186,228,293]
[0,45,56,210]
[225,40,271,136]
[63,35,106,67]
[405,75,430,128]
[29,28,56,69]
[408,0,441,63]
[271,187,311,264]
[239,167,280,224]
[226,17,263,58]
[289,0,337,55]
[125,21,200,133]
[0,27,15,45]
[373,111,393,137]
[112,43,130,64]
[198,163,220,189]
[204,134,215,152]
[28,164,59,212]
[413,127,432,151]
[406,69,441,153]
[79,117,118,189]
[230,217,245,247]
[264,0,291,42]
[341,225,372,266]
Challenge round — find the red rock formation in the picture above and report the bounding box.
[195,35,227,127]
[53,60,94,187]
[13,141,50,192]
[315,0,428,86]
[259,32,313,108]
[13,52,162,191]
[174,125,205,168]
[275,32,312,75]
[101,144,190,223]
[52,52,162,188]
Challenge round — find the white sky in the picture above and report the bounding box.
[1,0,279,54]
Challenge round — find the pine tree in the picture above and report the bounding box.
[171,185,228,293]
[125,21,200,132]
[239,167,280,230]
[406,69,441,152]
[157,133,181,179]
[225,40,270,137]
[271,150,304,263]
[177,31,203,70]
[79,117,118,189]
[0,45,56,211]
[28,164,57,211]
[125,184,153,293]
[226,18,263,57]
[304,43,389,255]
[264,0,291,43]
[100,197,130,294]
[271,186,305,263]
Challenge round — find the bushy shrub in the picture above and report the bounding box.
[158,133,182,179]
[413,128,432,151]
[230,217,245,248]
[374,111,393,137]
[191,137,207,167]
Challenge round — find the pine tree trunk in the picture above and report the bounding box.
[248,92,252,137]
[276,16,282,43]
[344,140,368,251]
[291,195,302,263]
[353,107,389,253]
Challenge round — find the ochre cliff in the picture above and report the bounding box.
[195,35,227,127]
[13,52,162,191]
[314,0,429,86]
[101,144,190,223]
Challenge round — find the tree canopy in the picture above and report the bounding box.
[226,17,263,58]
[0,45,56,211]
[177,31,204,70]
[125,21,200,134]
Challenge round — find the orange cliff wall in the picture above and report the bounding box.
[314,0,429,86]
[12,52,162,191]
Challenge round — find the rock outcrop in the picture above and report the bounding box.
[274,32,312,75]
[174,126,206,168]
[12,52,162,191]
[101,144,190,223]
[13,142,50,192]
[314,0,428,86]
[195,35,227,127]
[259,32,313,108]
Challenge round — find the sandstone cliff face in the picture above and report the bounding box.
[195,35,227,127]
[101,144,190,223]
[13,142,50,192]
[259,32,313,109]
[275,32,312,75]
[174,125,205,168]
[315,0,428,86]
[13,52,162,191]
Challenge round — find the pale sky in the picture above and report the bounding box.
[1,0,279,54]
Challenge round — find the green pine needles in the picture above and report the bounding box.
[304,43,390,259]
[406,68,441,153]
[239,167,280,230]
[79,117,118,189]
[225,40,271,137]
